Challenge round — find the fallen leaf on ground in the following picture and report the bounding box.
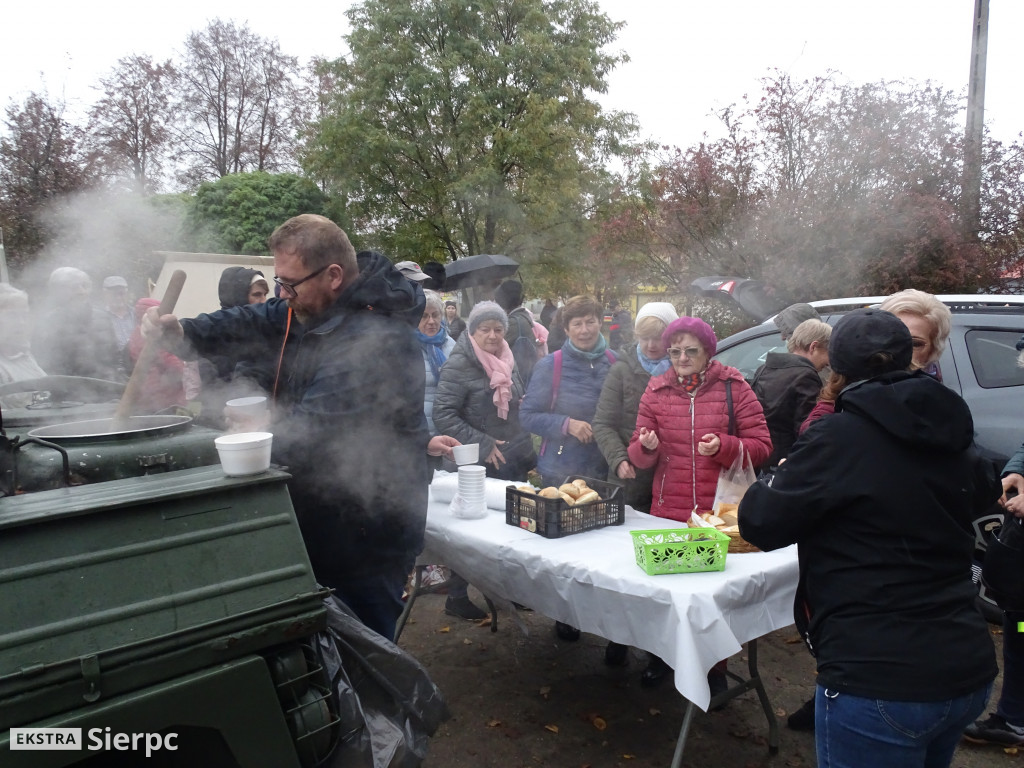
[774,707,786,717]
[621,754,635,759]
[477,616,493,627]
[591,716,607,731]
[439,626,450,633]
[785,635,803,644]
[648,707,661,716]
[1004,746,1019,755]
[487,719,501,728]
[463,638,472,645]
[543,724,559,733]
[539,685,551,699]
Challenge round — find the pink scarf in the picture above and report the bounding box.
[468,335,515,419]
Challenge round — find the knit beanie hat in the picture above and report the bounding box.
[828,308,912,382]
[662,316,718,357]
[635,302,679,330]
[467,300,509,335]
[774,303,820,339]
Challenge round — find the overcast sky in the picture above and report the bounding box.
[3,0,1022,152]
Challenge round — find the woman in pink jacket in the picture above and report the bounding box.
[627,316,771,691]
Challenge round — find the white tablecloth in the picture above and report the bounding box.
[422,478,799,711]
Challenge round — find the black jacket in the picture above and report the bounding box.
[432,331,535,480]
[740,371,999,701]
[751,352,821,466]
[183,252,430,582]
[504,306,539,385]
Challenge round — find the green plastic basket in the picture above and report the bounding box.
[631,528,729,575]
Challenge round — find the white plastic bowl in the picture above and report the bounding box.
[452,443,480,465]
[215,432,273,476]
[225,396,268,419]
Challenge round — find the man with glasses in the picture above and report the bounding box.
[144,214,431,641]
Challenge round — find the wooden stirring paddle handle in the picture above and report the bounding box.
[112,270,187,427]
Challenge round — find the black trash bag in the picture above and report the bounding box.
[982,513,1024,612]
[317,595,449,768]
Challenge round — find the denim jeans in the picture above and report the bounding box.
[815,681,992,768]
[998,610,1024,725]
[330,556,414,642]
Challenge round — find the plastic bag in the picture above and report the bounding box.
[449,492,488,519]
[982,513,1024,611]
[712,444,757,513]
[318,595,450,768]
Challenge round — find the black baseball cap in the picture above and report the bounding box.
[829,308,913,381]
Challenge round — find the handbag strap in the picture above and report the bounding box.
[725,379,735,436]
[549,350,563,410]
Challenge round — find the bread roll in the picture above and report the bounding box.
[558,491,577,505]
[539,487,561,499]
[574,490,600,505]
[515,485,536,494]
[705,514,726,527]
[559,483,581,499]
[571,478,589,491]
[719,510,738,527]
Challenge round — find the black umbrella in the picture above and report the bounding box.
[443,254,520,290]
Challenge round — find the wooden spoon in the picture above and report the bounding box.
[112,270,187,428]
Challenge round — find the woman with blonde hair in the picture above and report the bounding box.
[801,289,950,434]
[878,288,952,379]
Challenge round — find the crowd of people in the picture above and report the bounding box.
[5,213,1022,768]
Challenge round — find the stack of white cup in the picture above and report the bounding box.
[456,465,487,515]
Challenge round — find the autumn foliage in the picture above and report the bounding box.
[595,72,1024,301]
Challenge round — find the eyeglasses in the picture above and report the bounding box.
[273,265,330,297]
[668,346,702,359]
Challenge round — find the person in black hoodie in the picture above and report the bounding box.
[740,308,1000,768]
[218,266,270,309]
[144,215,431,641]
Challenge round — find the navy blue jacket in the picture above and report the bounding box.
[520,342,615,483]
[182,252,430,583]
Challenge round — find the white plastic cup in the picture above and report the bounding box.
[225,396,268,419]
[452,443,480,465]
[215,431,273,476]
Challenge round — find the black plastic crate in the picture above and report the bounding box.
[505,475,624,538]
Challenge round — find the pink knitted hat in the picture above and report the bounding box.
[662,316,717,357]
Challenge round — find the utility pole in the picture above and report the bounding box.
[962,0,989,241]
[0,229,8,284]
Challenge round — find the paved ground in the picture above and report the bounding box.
[398,589,1015,768]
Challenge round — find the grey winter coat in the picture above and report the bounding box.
[433,331,536,480]
[592,344,655,512]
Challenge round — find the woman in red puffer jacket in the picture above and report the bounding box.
[626,316,771,693]
[628,316,771,522]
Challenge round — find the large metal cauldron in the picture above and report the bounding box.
[0,376,124,430]
[3,415,222,495]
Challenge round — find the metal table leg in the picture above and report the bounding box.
[669,638,779,767]
[669,700,697,768]
[395,569,500,642]
[393,566,422,643]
